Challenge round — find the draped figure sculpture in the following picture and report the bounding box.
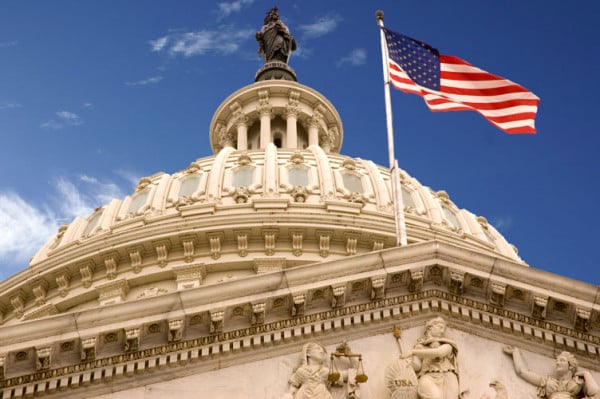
[255,7,297,63]
[399,317,461,399]
[283,342,361,399]
[503,346,599,399]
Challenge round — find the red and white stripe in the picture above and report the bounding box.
[388,55,540,134]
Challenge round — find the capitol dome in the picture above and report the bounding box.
[0,76,523,327]
[6,12,598,399]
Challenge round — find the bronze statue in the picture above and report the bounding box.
[255,7,296,63]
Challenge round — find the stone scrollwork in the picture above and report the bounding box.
[233,186,251,203]
[503,346,600,399]
[282,342,365,399]
[291,185,308,202]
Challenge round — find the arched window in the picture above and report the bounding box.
[442,206,461,228]
[178,175,201,197]
[83,209,104,236]
[401,187,415,208]
[342,173,364,193]
[128,191,149,214]
[233,168,253,187]
[288,167,308,186]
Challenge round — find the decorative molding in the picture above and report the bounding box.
[81,337,97,362]
[1,289,599,396]
[490,282,507,307]
[35,347,52,371]
[316,230,333,257]
[370,276,386,301]
[103,253,119,280]
[408,269,424,293]
[532,295,548,319]
[251,302,266,326]
[96,279,130,306]
[10,290,25,319]
[291,293,306,317]
[210,310,225,334]
[180,234,197,263]
[32,280,48,306]
[449,270,465,295]
[262,229,278,256]
[331,285,346,308]
[54,271,71,297]
[207,232,224,260]
[235,230,250,257]
[78,260,96,288]
[124,327,140,353]
[168,319,183,343]
[290,230,304,256]
[153,240,171,267]
[253,258,286,274]
[173,263,206,290]
[128,246,144,274]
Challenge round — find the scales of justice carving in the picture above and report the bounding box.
[283,342,367,399]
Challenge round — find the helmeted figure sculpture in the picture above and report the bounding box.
[387,317,461,399]
[256,7,297,63]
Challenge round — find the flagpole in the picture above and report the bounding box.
[376,10,407,247]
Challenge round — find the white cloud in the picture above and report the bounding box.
[0,41,17,48]
[299,15,341,39]
[0,174,129,275]
[41,110,83,130]
[82,102,93,108]
[337,48,367,67]
[491,216,513,232]
[0,102,22,110]
[150,36,169,52]
[57,110,83,124]
[0,191,59,271]
[217,0,255,17]
[150,28,254,58]
[125,75,163,86]
[54,177,95,220]
[115,169,141,188]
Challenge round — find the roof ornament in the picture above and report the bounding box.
[255,7,297,81]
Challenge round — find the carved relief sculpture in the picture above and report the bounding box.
[283,342,364,399]
[395,317,461,399]
[503,346,599,399]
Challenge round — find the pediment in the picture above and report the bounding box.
[0,241,598,398]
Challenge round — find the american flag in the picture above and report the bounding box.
[382,27,539,134]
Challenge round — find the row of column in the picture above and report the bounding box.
[232,108,320,151]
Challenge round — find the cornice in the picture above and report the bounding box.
[0,288,598,397]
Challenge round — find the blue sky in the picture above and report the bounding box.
[1,1,599,284]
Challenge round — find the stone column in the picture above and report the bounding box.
[259,113,270,148]
[285,107,298,149]
[307,117,319,147]
[257,90,271,149]
[286,91,300,149]
[236,120,248,151]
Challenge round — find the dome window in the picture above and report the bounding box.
[288,167,308,186]
[83,208,104,237]
[442,205,461,229]
[401,187,416,208]
[233,168,254,188]
[178,175,201,197]
[342,173,364,193]
[128,191,149,214]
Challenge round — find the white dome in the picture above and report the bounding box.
[1,80,523,326]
